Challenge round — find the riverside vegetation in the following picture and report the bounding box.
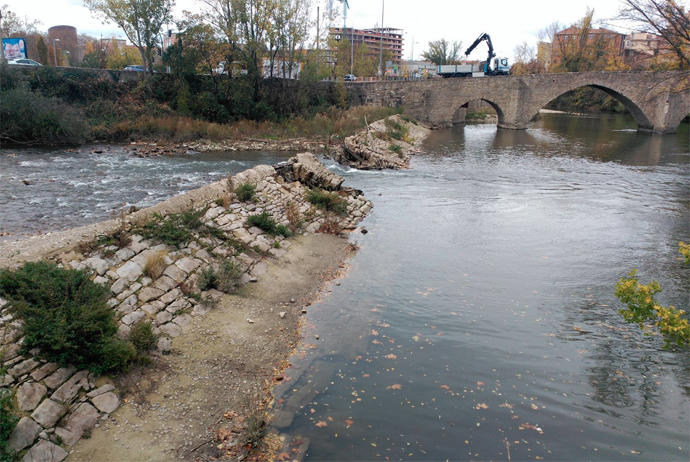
[615,243,690,348]
[0,66,398,147]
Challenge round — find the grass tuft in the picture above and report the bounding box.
[306,189,348,216]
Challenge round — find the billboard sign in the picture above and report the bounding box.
[2,38,27,60]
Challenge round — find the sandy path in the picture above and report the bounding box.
[68,234,351,462]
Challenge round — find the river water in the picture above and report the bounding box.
[1,113,688,460]
[0,148,292,239]
[273,113,690,461]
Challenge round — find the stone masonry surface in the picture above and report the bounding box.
[0,152,371,460]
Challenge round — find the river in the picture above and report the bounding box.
[1,113,688,460]
[273,113,690,461]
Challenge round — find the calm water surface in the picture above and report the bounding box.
[0,147,292,239]
[273,114,690,461]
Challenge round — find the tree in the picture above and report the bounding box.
[422,39,462,65]
[511,41,543,75]
[617,0,690,69]
[0,4,41,37]
[538,21,562,43]
[83,0,174,74]
[553,9,629,72]
[36,37,48,65]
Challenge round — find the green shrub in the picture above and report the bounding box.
[235,183,256,202]
[388,144,403,154]
[0,262,135,373]
[198,266,218,291]
[0,87,89,146]
[247,212,292,237]
[136,209,212,248]
[306,188,348,216]
[217,261,243,293]
[129,321,157,358]
[0,389,17,462]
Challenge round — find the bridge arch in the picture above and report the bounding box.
[525,81,654,131]
[452,97,506,126]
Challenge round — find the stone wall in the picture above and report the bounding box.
[0,154,371,461]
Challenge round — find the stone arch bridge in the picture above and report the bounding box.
[347,71,690,134]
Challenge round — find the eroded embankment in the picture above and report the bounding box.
[0,153,370,461]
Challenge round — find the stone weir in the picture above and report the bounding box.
[0,153,371,461]
[332,114,431,170]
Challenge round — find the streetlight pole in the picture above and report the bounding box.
[378,0,384,79]
[53,38,60,67]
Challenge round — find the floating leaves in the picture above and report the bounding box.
[386,384,403,390]
[314,421,328,428]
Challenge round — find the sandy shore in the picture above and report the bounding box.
[68,233,355,461]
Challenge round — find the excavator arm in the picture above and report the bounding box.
[464,33,496,74]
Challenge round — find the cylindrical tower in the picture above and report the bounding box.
[48,25,80,66]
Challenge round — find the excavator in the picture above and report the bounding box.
[436,32,510,78]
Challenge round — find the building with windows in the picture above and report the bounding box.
[329,27,404,64]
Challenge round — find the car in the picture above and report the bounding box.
[344,74,357,81]
[123,65,145,72]
[7,58,42,66]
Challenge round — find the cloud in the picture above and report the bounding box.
[4,0,625,59]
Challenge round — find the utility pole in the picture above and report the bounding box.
[53,38,60,67]
[378,0,384,79]
[350,28,354,76]
[316,6,320,77]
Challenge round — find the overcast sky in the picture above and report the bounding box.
[3,0,630,60]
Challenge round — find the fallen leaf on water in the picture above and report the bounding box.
[476,381,485,388]
[371,330,379,336]
[372,339,382,345]
[387,384,403,390]
[440,384,451,391]
[315,421,328,428]
[530,403,539,410]
[385,354,397,359]
[310,408,316,414]
[345,419,354,428]
[475,403,488,410]
[499,403,514,409]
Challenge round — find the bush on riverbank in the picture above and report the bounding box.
[0,262,135,373]
[247,212,292,237]
[306,188,348,215]
[0,87,89,146]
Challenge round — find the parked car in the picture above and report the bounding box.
[344,74,357,82]
[7,58,42,66]
[123,65,145,72]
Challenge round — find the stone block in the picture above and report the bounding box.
[155,311,172,326]
[31,399,67,428]
[86,384,114,398]
[57,402,99,446]
[115,260,143,282]
[43,367,76,390]
[17,382,47,411]
[163,264,186,283]
[9,358,40,378]
[121,310,146,326]
[22,439,67,462]
[176,257,201,274]
[138,287,164,303]
[83,257,109,276]
[51,370,89,403]
[90,392,120,414]
[7,417,41,452]
[159,288,182,305]
[153,275,177,292]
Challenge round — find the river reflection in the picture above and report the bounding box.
[274,113,689,461]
